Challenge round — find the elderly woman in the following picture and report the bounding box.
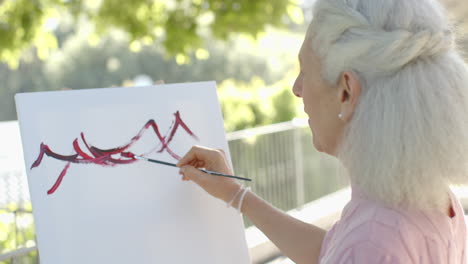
[178,0,468,263]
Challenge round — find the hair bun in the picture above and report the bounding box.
[315,27,455,80]
[353,28,455,71]
[418,29,454,58]
[309,0,455,80]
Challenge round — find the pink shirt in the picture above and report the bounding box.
[318,187,467,263]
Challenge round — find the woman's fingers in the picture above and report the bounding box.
[195,160,205,168]
[177,148,197,167]
[216,148,226,158]
[180,165,206,183]
[177,146,234,197]
[177,146,206,167]
[177,145,220,168]
[178,150,239,202]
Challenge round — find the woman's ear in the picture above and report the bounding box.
[337,70,361,122]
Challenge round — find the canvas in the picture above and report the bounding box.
[15,81,250,264]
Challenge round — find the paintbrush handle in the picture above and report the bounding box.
[136,156,178,168]
[200,169,252,182]
[135,156,252,182]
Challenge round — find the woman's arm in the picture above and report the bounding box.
[178,146,326,264]
[232,189,326,264]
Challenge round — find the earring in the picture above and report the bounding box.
[338,113,343,119]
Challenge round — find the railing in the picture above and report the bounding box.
[0,247,37,264]
[227,119,347,227]
[0,119,347,263]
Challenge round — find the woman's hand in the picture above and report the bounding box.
[177,145,242,203]
[178,147,326,264]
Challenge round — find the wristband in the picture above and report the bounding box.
[226,185,243,208]
[236,187,251,214]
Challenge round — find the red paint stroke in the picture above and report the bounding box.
[120,152,135,158]
[47,162,71,195]
[31,111,198,195]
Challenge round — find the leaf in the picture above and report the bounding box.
[0,0,293,66]
[287,4,304,25]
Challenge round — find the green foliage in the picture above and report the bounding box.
[0,53,52,121]
[270,87,299,124]
[0,0,303,68]
[218,72,305,132]
[0,0,59,68]
[0,203,37,264]
[0,27,304,129]
[44,30,286,91]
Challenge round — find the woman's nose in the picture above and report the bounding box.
[293,74,302,98]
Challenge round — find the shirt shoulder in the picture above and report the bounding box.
[334,240,405,264]
[339,206,418,262]
[319,196,457,264]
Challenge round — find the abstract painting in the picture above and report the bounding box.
[15,82,250,264]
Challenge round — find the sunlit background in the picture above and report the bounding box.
[1,0,467,263]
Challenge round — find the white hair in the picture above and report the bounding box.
[308,0,468,212]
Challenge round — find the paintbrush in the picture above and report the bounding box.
[122,153,252,182]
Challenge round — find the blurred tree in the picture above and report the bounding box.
[44,30,289,91]
[218,73,305,132]
[0,26,303,125]
[0,205,37,263]
[0,0,303,68]
[0,53,51,121]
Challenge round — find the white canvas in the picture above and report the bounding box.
[15,81,250,264]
